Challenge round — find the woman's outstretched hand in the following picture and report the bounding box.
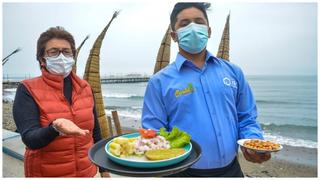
[52,118,89,136]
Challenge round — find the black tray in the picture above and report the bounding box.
[88,134,202,177]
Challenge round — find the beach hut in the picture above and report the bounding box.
[153,25,171,74]
[83,11,119,139]
[217,13,230,61]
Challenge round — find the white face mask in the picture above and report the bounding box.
[45,53,75,77]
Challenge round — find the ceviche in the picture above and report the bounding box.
[108,127,191,160]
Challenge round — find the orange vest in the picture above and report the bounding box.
[21,69,97,177]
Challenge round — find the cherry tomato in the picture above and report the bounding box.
[139,128,157,138]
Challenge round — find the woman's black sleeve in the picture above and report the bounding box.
[12,84,59,150]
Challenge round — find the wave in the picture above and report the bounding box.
[105,105,142,110]
[3,88,17,92]
[261,123,317,132]
[104,106,142,119]
[263,133,317,149]
[131,106,142,109]
[103,93,143,99]
[256,99,316,105]
[3,89,17,102]
[103,109,318,149]
[261,123,317,146]
[105,110,141,119]
[3,96,15,103]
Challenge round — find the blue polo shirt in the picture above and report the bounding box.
[141,51,263,169]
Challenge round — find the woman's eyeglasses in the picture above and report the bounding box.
[46,48,73,58]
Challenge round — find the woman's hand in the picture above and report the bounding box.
[240,146,271,163]
[52,118,89,136]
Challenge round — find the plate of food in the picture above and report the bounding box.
[237,139,283,153]
[105,127,192,168]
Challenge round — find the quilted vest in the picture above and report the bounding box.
[21,69,97,177]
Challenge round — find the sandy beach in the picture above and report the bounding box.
[2,102,318,177]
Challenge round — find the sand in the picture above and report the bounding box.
[2,102,318,177]
[238,146,317,177]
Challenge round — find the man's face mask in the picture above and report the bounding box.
[45,53,75,77]
[176,22,209,54]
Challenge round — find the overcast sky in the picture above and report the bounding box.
[2,1,318,77]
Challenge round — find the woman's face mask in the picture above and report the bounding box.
[45,53,75,77]
[176,22,209,54]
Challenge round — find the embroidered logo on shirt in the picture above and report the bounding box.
[175,83,194,97]
[223,77,237,89]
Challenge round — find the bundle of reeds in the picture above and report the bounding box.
[83,11,119,139]
[2,48,21,65]
[153,25,171,74]
[217,14,230,61]
[73,35,89,74]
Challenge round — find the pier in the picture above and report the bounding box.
[3,81,20,89]
[101,77,150,83]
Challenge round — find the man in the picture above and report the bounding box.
[13,26,109,177]
[141,3,270,177]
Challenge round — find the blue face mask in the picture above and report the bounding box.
[176,22,209,54]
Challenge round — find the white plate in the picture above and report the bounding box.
[237,139,283,153]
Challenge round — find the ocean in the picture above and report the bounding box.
[3,75,317,149]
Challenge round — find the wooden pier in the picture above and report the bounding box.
[101,77,149,83]
[3,81,20,89]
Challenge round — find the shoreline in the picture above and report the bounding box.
[2,102,318,177]
[238,144,317,177]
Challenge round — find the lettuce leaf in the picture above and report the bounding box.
[159,126,191,148]
[170,132,191,148]
[166,127,182,140]
[159,127,169,138]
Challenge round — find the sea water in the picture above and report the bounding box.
[101,75,317,149]
[3,75,317,148]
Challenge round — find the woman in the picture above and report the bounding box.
[13,26,109,177]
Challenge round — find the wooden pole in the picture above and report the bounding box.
[107,116,114,136]
[111,111,122,135]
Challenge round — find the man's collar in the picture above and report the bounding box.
[175,50,216,71]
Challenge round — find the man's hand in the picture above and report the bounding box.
[240,146,271,163]
[52,118,89,136]
[100,171,111,177]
